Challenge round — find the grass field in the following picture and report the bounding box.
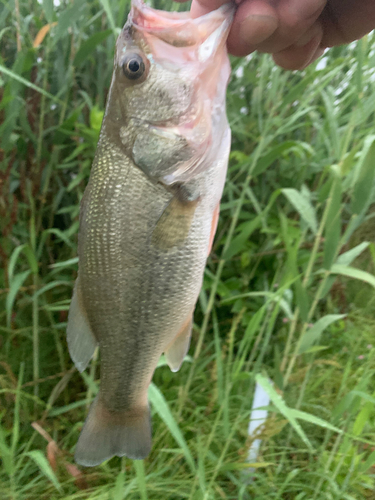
[1,0,375,498]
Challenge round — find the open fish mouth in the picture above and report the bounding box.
[118,0,235,184]
[129,0,235,50]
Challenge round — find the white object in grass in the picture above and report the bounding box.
[247,380,271,467]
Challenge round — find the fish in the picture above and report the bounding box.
[66,0,234,467]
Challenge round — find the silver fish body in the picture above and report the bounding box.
[67,0,233,466]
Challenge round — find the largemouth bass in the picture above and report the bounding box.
[67,0,234,466]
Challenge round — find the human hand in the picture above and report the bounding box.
[181,0,375,70]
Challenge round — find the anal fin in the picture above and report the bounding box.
[165,316,193,372]
[67,277,97,373]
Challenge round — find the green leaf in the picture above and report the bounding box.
[303,345,329,354]
[360,450,375,474]
[6,271,31,328]
[252,141,302,177]
[49,257,79,269]
[112,471,126,500]
[89,106,104,134]
[336,242,369,266]
[282,188,318,234]
[148,383,195,472]
[26,450,62,492]
[33,281,71,298]
[352,401,372,436]
[223,216,261,260]
[48,399,88,417]
[350,391,375,405]
[321,90,340,157]
[0,423,13,478]
[74,30,112,66]
[80,371,99,395]
[288,409,342,434]
[323,176,342,269]
[330,264,375,288]
[221,462,274,471]
[22,245,39,275]
[351,135,375,214]
[54,0,86,41]
[255,374,313,452]
[294,277,310,323]
[99,0,118,33]
[0,65,62,104]
[8,244,27,283]
[11,364,24,457]
[133,460,148,500]
[42,228,75,248]
[299,314,346,354]
[43,0,54,23]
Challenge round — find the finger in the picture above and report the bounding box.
[320,0,375,47]
[228,0,326,57]
[227,0,278,57]
[272,21,323,70]
[256,0,326,53]
[308,46,326,66]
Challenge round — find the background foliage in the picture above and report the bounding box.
[1,0,375,498]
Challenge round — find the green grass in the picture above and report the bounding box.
[1,0,375,498]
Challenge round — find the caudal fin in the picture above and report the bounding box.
[74,395,152,467]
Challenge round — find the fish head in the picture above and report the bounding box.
[107,0,234,184]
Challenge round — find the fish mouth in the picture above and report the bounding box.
[124,0,234,184]
[129,0,234,48]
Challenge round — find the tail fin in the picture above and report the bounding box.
[74,394,152,467]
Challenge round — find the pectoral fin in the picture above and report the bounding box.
[67,277,98,373]
[165,316,193,372]
[152,194,198,250]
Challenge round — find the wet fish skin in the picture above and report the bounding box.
[67,0,234,466]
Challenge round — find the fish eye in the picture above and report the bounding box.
[122,53,146,80]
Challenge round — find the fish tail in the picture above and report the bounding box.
[74,394,152,466]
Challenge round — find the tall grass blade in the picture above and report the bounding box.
[0,65,62,104]
[282,188,318,234]
[351,135,375,214]
[336,242,369,266]
[255,374,313,452]
[6,271,31,328]
[323,175,342,269]
[298,314,346,354]
[99,0,118,33]
[26,450,62,492]
[148,383,195,472]
[133,460,148,500]
[288,409,343,434]
[74,30,113,66]
[329,264,375,288]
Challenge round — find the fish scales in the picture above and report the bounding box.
[67,0,234,466]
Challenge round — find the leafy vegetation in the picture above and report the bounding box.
[1,0,375,498]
